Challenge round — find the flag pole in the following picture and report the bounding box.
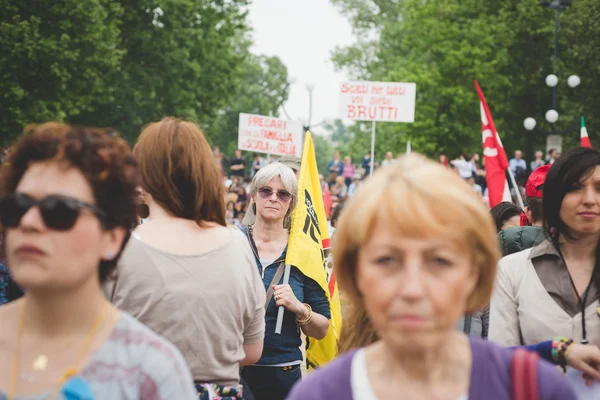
[275,264,292,334]
[370,121,376,175]
[506,168,525,210]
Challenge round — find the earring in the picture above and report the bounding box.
[104,250,115,261]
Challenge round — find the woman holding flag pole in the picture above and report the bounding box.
[241,162,331,400]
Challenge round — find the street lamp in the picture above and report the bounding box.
[545,110,559,124]
[306,84,315,130]
[567,75,581,88]
[524,117,537,131]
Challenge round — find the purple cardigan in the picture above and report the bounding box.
[287,338,576,400]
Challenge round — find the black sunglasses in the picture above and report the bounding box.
[258,187,292,202]
[0,193,107,231]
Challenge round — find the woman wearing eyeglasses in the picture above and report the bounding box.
[0,123,196,399]
[241,163,331,400]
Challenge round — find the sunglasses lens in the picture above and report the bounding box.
[278,191,291,202]
[40,197,80,231]
[258,188,273,199]
[0,194,32,228]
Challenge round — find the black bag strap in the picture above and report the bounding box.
[264,263,285,310]
[463,314,472,334]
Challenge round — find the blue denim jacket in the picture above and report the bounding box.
[242,227,331,365]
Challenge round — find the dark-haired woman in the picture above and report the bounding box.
[106,118,266,399]
[0,123,195,399]
[490,147,600,347]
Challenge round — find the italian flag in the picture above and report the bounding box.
[581,117,592,148]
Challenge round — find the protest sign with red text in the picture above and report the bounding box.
[339,81,416,122]
[238,113,303,157]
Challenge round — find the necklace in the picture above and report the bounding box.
[9,301,109,400]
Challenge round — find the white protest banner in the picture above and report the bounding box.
[238,113,303,157]
[339,81,416,122]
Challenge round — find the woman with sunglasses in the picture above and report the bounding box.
[106,118,266,400]
[0,123,196,399]
[241,163,331,400]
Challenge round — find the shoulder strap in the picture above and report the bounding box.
[264,263,285,310]
[511,349,539,400]
[463,314,472,334]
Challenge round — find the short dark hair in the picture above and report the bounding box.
[1,122,138,282]
[543,147,600,240]
[490,201,521,233]
[525,196,544,223]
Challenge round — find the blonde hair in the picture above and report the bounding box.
[249,162,298,221]
[334,154,500,348]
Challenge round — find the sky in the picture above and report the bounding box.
[248,0,355,133]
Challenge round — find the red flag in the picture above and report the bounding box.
[475,81,511,208]
[581,117,592,148]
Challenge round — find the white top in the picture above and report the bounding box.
[489,248,600,346]
[351,349,468,400]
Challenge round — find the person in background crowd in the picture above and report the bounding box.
[0,123,195,399]
[230,149,246,178]
[330,176,347,202]
[438,154,449,168]
[498,165,550,256]
[451,153,475,179]
[242,155,300,228]
[341,156,356,187]
[381,151,394,168]
[467,176,482,197]
[213,146,224,176]
[490,202,521,232]
[327,151,344,177]
[241,162,330,400]
[361,151,377,175]
[531,150,545,171]
[490,147,600,348]
[251,153,267,178]
[236,186,248,212]
[509,150,527,175]
[226,201,237,225]
[347,175,361,197]
[229,175,241,193]
[106,118,265,399]
[547,148,560,165]
[289,154,575,400]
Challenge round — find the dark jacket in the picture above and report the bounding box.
[498,226,545,257]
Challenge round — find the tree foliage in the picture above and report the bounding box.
[331,0,600,159]
[0,0,288,151]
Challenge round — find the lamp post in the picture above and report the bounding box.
[540,0,572,116]
[524,74,580,157]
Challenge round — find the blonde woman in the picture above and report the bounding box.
[289,154,574,400]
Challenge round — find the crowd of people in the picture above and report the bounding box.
[1,119,600,400]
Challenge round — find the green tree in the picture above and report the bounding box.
[206,54,290,156]
[74,0,252,142]
[0,0,124,143]
[331,0,600,160]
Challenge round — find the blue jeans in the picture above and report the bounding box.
[241,365,302,400]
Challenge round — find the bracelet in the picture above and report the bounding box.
[296,303,313,326]
[552,337,573,370]
[551,337,568,363]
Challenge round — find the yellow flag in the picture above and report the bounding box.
[286,131,343,369]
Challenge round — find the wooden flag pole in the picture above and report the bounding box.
[370,121,376,175]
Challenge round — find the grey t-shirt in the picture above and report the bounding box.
[0,312,196,400]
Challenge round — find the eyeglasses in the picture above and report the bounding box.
[0,193,107,231]
[258,187,292,202]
